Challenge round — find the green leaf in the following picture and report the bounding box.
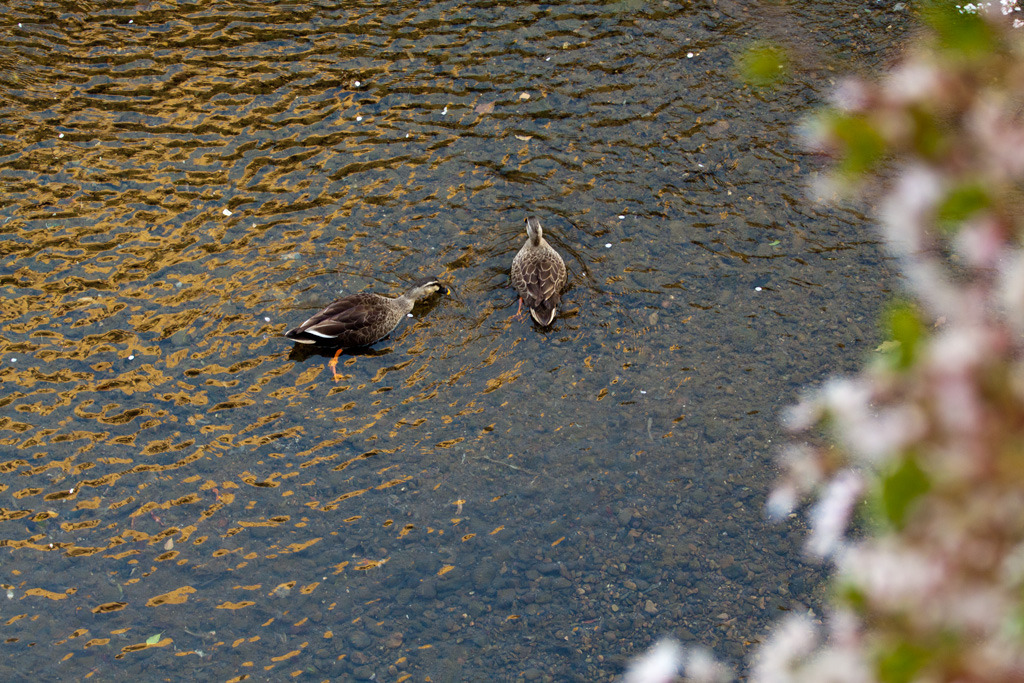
[877,639,931,683]
[921,0,996,60]
[884,302,926,370]
[146,633,162,645]
[838,582,868,612]
[909,107,947,160]
[880,456,930,529]
[936,183,990,231]
[829,112,886,180]
[736,42,789,87]
[1011,605,1024,639]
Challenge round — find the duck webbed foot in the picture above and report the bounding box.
[328,348,345,381]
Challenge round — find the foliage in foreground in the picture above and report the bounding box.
[758,4,1024,682]
[627,4,1024,682]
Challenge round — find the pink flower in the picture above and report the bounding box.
[622,638,682,683]
[807,470,864,557]
[753,616,818,683]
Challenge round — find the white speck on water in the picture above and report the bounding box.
[755,286,763,292]
[128,355,135,360]
[58,133,64,138]
[640,390,647,394]
[10,358,15,363]
[605,243,612,248]
[356,115,362,121]
[69,488,75,494]
[442,105,448,115]
[687,52,694,58]
[407,313,413,318]
[6,589,12,600]
[222,208,232,216]
[618,215,625,219]
[128,19,133,24]
[545,56,551,61]
[354,80,361,87]
[264,316,270,323]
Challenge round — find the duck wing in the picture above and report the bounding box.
[520,255,564,310]
[285,293,394,347]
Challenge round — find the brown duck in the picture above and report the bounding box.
[284,277,448,377]
[511,216,567,326]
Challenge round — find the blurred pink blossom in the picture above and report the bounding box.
[623,638,682,683]
[754,7,1024,682]
[752,615,818,683]
[807,470,863,557]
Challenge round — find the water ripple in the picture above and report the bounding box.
[0,0,906,679]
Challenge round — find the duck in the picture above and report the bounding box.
[284,277,448,378]
[510,216,567,326]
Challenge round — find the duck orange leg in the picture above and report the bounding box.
[328,348,344,381]
[513,297,526,320]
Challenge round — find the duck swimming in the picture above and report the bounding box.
[284,277,448,377]
[510,216,567,326]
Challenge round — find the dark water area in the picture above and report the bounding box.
[0,1,908,680]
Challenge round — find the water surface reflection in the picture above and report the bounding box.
[0,1,905,679]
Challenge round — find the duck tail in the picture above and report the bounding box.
[283,327,316,344]
[530,303,558,327]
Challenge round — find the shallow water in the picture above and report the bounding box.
[0,1,906,680]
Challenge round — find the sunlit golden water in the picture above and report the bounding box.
[0,0,906,679]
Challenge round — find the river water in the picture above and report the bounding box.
[0,1,907,680]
